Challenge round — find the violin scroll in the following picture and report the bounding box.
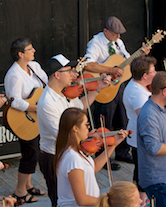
[2,163,9,172]
[127,130,133,138]
[75,57,87,73]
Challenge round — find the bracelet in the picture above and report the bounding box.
[96,89,100,93]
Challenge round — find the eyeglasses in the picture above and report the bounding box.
[147,70,156,75]
[24,47,34,52]
[58,68,75,74]
[160,87,166,90]
[84,122,90,128]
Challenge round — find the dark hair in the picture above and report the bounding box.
[54,107,87,175]
[151,71,166,95]
[10,38,32,61]
[131,56,157,80]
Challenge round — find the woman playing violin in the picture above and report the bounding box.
[54,107,128,207]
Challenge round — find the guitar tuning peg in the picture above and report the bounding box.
[145,37,151,46]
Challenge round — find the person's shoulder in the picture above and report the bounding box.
[88,32,104,43]
[138,99,151,117]
[38,87,62,109]
[64,149,80,161]
[28,60,42,69]
[124,79,137,92]
[5,62,20,78]
[29,61,47,79]
[117,38,124,45]
[38,87,52,104]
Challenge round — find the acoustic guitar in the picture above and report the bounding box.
[85,30,166,103]
[3,88,44,141]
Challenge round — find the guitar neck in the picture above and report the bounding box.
[119,39,154,69]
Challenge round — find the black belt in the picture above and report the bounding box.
[40,149,54,156]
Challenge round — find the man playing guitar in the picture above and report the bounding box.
[84,16,151,170]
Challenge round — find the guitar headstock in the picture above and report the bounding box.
[152,30,166,43]
[75,57,87,73]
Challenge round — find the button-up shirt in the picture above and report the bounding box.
[4,61,48,111]
[84,32,130,64]
[137,97,166,188]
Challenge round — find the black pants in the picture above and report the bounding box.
[92,82,130,158]
[132,147,144,192]
[38,151,57,207]
[19,136,39,174]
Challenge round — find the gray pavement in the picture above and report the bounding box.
[0,153,134,207]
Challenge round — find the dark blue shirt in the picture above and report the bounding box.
[137,97,166,189]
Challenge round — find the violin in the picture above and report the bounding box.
[1,163,9,172]
[62,73,105,99]
[80,128,132,155]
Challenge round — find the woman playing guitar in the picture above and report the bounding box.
[4,38,48,203]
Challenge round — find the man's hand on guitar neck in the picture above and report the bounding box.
[141,42,152,56]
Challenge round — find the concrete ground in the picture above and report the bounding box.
[0,152,134,207]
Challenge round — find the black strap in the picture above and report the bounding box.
[115,42,127,59]
[27,64,46,88]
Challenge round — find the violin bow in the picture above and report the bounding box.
[100,115,113,187]
[80,69,94,129]
[2,197,5,207]
[151,196,156,207]
[77,57,94,130]
[79,59,113,186]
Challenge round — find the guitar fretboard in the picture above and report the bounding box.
[119,39,154,69]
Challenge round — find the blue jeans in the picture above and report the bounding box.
[144,183,166,207]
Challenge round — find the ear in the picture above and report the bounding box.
[18,51,24,59]
[162,88,166,96]
[103,28,107,34]
[72,125,79,133]
[142,72,147,80]
[54,71,60,79]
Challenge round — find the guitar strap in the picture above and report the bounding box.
[115,42,127,59]
[27,65,46,88]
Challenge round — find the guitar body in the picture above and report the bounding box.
[85,54,131,103]
[3,88,44,141]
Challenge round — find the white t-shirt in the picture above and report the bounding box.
[84,32,130,64]
[123,79,151,148]
[57,148,100,207]
[4,61,48,111]
[37,85,84,155]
